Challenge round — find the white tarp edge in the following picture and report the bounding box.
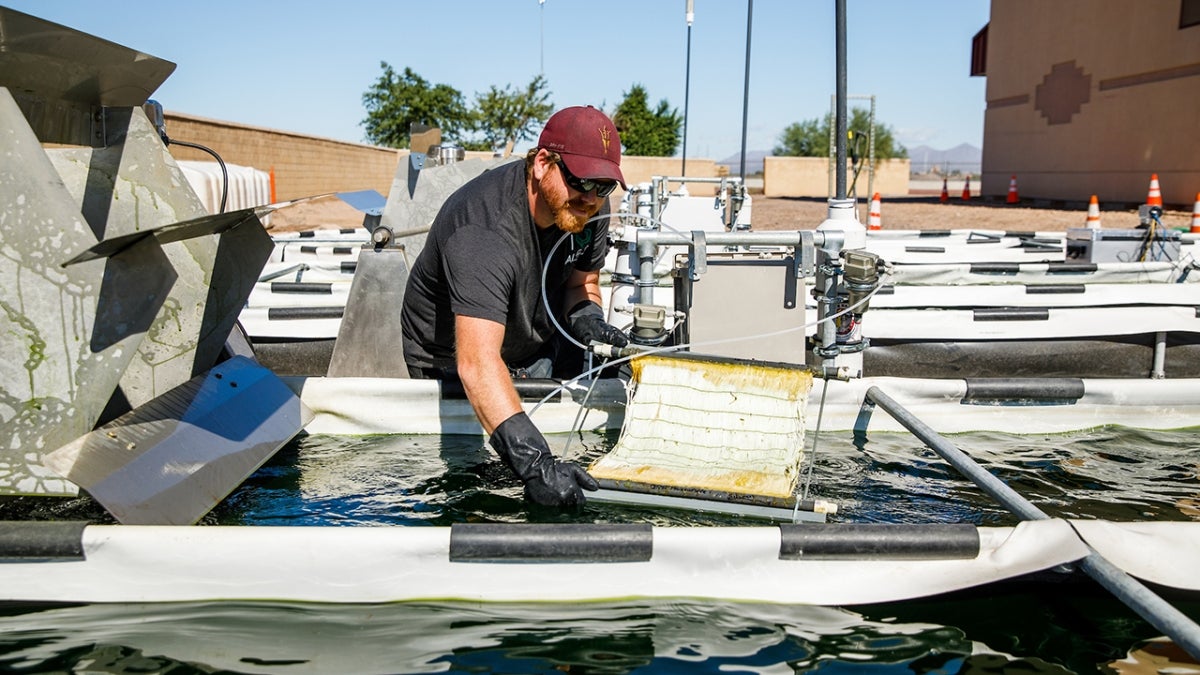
[0,520,1094,605]
[1071,520,1200,592]
[285,376,628,436]
[288,375,1200,436]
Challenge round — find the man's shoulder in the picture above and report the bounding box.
[451,158,523,200]
[437,159,524,222]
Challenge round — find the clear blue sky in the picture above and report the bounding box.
[7,0,989,160]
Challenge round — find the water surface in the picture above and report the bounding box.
[2,425,1197,673]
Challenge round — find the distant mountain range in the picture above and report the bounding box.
[716,150,771,175]
[907,144,981,174]
[715,144,982,176]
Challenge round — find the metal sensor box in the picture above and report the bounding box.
[1065,228,1181,263]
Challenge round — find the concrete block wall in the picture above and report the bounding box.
[161,111,911,205]
[763,157,911,198]
[162,112,401,202]
[617,157,722,196]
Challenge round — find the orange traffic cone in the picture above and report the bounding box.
[961,176,971,201]
[940,177,949,204]
[1191,192,1200,233]
[1146,173,1163,207]
[868,192,882,230]
[1086,194,1102,229]
[1006,175,1019,204]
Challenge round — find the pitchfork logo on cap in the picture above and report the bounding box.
[599,126,611,153]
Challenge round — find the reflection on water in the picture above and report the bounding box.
[3,596,1151,674]
[2,426,1198,673]
[213,426,1200,528]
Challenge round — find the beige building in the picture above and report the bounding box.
[975,0,1199,206]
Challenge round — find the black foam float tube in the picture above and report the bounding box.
[970,262,1020,274]
[0,521,87,560]
[267,306,344,320]
[449,523,652,563]
[439,378,564,402]
[1025,284,1086,294]
[962,378,1085,404]
[972,308,1050,321]
[269,282,333,294]
[779,523,979,560]
[1047,262,1098,273]
[862,385,1200,660]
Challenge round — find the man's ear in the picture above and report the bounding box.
[531,149,553,181]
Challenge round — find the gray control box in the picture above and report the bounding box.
[1065,228,1181,263]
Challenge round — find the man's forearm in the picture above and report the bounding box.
[562,270,603,314]
[455,315,523,434]
[459,355,522,435]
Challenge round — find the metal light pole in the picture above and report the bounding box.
[539,0,545,75]
[738,0,753,181]
[835,0,847,200]
[681,0,694,176]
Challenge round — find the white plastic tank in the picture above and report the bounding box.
[177,160,271,215]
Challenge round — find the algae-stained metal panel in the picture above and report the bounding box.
[44,357,313,525]
[326,250,411,378]
[47,107,271,409]
[589,354,813,500]
[0,7,175,146]
[0,89,171,496]
[380,156,515,265]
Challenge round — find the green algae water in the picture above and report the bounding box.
[1,426,1197,673]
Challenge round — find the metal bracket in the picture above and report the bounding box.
[688,230,707,281]
[794,231,815,278]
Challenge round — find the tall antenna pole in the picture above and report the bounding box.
[539,0,546,75]
[681,0,694,177]
[738,0,753,181]
[835,0,848,200]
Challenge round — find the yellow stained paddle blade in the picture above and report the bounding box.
[590,354,813,500]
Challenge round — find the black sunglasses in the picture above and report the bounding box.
[556,161,618,198]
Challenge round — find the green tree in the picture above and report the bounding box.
[361,63,472,149]
[470,75,554,152]
[773,109,908,162]
[612,84,681,157]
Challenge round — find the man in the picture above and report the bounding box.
[401,106,630,507]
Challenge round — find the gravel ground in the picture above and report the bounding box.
[266,192,1194,234]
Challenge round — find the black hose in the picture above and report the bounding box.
[169,139,229,214]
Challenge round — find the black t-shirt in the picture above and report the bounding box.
[401,160,611,371]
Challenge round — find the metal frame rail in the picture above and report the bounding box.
[855,385,1200,660]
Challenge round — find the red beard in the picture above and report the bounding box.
[538,173,598,234]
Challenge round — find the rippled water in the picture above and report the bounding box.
[2,425,1198,673]
[214,426,1200,528]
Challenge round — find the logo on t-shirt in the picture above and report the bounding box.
[562,229,592,267]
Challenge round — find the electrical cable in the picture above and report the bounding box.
[538,209,690,450]
[533,204,891,505]
[530,263,893,418]
[539,210,690,352]
[169,139,229,214]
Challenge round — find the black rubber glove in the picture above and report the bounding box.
[565,300,629,348]
[489,412,599,506]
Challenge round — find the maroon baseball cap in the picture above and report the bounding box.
[538,106,626,189]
